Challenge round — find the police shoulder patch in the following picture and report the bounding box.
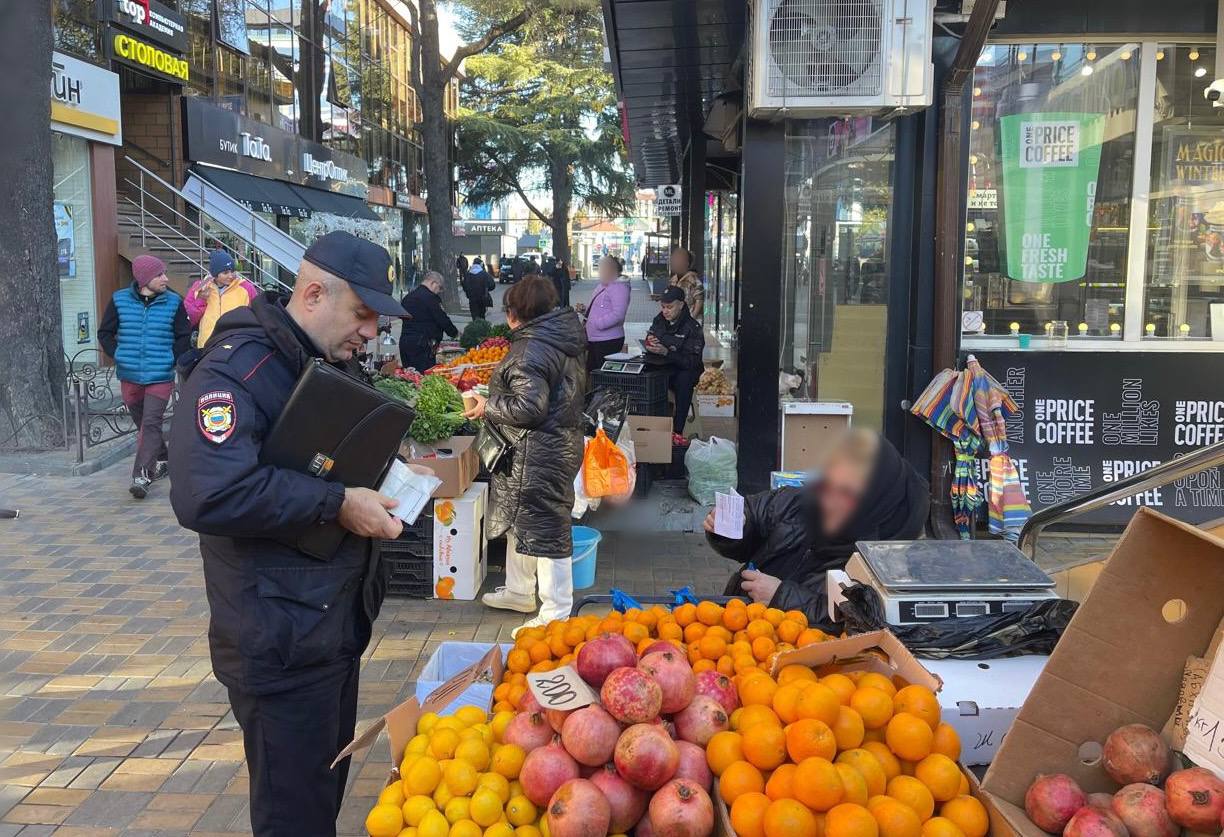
[198,390,237,444]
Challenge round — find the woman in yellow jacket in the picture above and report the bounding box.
[185,250,259,347]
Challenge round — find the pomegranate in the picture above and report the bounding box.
[1102,724,1170,786]
[520,690,544,715]
[615,723,679,791]
[520,739,581,807]
[561,705,622,767]
[635,813,655,837]
[693,671,738,715]
[673,695,729,746]
[640,640,683,658]
[591,763,650,833]
[647,779,714,837]
[546,708,572,734]
[602,667,663,724]
[577,634,638,687]
[1064,805,1129,837]
[638,651,696,714]
[504,711,555,753]
[1024,773,1088,833]
[547,778,611,837]
[1111,784,1178,837]
[1164,767,1224,832]
[673,741,712,791]
[1087,794,1116,810]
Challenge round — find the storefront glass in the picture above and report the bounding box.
[52,133,98,359]
[781,118,896,431]
[1145,44,1224,339]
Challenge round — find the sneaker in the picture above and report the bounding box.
[129,476,151,499]
[481,587,537,614]
[511,613,549,639]
[151,460,169,481]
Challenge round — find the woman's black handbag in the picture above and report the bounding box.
[474,420,513,474]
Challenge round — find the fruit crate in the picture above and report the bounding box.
[381,507,435,597]
[591,369,670,416]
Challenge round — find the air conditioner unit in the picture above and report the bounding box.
[747,0,935,118]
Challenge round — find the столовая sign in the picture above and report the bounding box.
[999,112,1105,283]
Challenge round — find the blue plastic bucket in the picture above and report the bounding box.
[571,526,602,590]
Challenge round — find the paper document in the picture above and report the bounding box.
[1184,642,1224,779]
[714,488,744,539]
[378,459,441,525]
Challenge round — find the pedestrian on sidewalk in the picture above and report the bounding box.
[97,255,191,499]
[644,286,704,437]
[550,258,572,308]
[169,231,407,837]
[399,271,458,372]
[185,249,259,348]
[577,255,631,373]
[668,246,704,321]
[466,276,586,633]
[462,258,495,320]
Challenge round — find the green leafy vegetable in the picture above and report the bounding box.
[410,375,467,443]
[460,319,493,349]
[374,376,419,406]
[489,323,511,339]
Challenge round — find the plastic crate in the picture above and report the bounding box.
[591,369,669,413]
[382,532,433,597]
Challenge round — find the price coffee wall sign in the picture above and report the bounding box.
[969,350,1224,526]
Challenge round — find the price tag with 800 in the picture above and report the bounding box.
[525,665,600,711]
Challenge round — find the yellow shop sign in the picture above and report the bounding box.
[106,29,188,83]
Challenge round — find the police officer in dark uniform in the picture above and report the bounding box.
[169,231,406,837]
[398,270,457,372]
[644,285,706,435]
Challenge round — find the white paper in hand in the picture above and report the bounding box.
[714,488,744,539]
[378,459,441,525]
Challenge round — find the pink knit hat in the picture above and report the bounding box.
[132,255,166,288]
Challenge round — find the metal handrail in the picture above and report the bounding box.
[1018,439,1224,555]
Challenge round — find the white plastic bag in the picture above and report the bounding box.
[684,437,738,506]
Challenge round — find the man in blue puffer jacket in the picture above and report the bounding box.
[98,255,191,498]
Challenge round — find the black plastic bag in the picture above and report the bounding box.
[836,583,1078,659]
[584,388,630,442]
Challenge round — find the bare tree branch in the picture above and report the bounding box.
[442,10,535,82]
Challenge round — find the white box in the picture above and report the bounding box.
[924,656,1048,766]
[414,641,512,714]
[433,482,488,600]
[696,393,736,417]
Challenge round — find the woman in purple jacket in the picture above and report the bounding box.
[577,255,632,373]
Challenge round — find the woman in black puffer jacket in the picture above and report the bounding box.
[465,276,586,632]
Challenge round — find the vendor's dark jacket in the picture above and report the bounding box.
[645,307,704,372]
[485,308,586,558]
[168,294,385,695]
[400,285,458,343]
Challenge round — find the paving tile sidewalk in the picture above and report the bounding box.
[0,465,1119,835]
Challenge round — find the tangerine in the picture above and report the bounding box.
[862,742,902,782]
[764,608,787,627]
[773,683,805,723]
[794,757,845,812]
[747,620,775,641]
[868,795,923,837]
[777,620,803,644]
[938,797,987,837]
[719,760,766,804]
[857,673,897,697]
[884,713,934,762]
[822,674,857,705]
[893,686,941,731]
[798,628,828,647]
[764,799,820,837]
[699,634,728,661]
[741,723,787,771]
[737,704,782,730]
[622,622,648,645]
[887,776,935,821]
[740,674,779,707]
[796,682,841,727]
[697,601,724,626]
[693,658,716,675]
[717,656,736,677]
[835,749,887,796]
[658,622,683,642]
[527,641,550,665]
[752,636,777,662]
[836,763,870,807]
[832,706,866,751]
[506,649,530,674]
[785,718,837,762]
[724,607,749,632]
[931,724,961,762]
[778,664,819,685]
[920,818,966,837]
[765,763,798,801]
[706,731,745,775]
[731,792,772,837]
[850,687,894,730]
[826,803,879,837]
[674,603,697,626]
[745,602,767,620]
[913,755,960,802]
[683,623,708,644]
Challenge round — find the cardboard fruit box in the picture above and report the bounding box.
[980,508,1224,837]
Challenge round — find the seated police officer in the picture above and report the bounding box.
[644,285,705,436]
[169,231,406,837]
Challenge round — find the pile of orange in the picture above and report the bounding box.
[444,345,509,368]
[715,668,987,837]
[491,601,829,713]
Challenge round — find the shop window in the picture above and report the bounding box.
[53,133,97,359]
[782,118,896,431]
[1144,45,1224,340]
[964,43,1140,342]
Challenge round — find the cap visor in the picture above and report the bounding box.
[352,283,408,317]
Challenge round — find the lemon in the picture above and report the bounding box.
[418,712,441,736]
[404,757,442,796]
[402,795,437,827]
[514,826,542,837]
[380,783,408,808]
[508,781,524,799]
[539,814,551,837]
[486,823,516,837]
[445,759,479,796]
[444,796,471,825]
[366,803,405,837]
[451,819,483,837]
[419,809,450,837]
[459,727,484,743]
[456,705,488,727]
[400,753,420,778]
[505,796,537,828]
[491,744,525,780]
[472,723,495,746]
[408,734,432,755]
[455,739,491,771]
[431,728,461,760]
[491,711,515,743]
[398,828,419,837]
[477,772,511,804]
[435,716,465,733]
[470,787,503,828]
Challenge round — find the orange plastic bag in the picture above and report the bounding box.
[582,428,631,498]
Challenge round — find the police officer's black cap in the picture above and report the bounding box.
[660,286,686,304]
[302,231,406,317]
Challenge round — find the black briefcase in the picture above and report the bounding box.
[261,359,415,560]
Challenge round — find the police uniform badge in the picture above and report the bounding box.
[198,391,237,444]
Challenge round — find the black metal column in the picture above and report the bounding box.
[684,139,706,270]
[735,119,787,494]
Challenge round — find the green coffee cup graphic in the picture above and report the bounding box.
[999,112,1105,283]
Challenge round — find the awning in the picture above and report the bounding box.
[190,165,311,218]
[290,184,382,221]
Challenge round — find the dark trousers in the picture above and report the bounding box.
[228,661,360,837]
[669,368,700,434]
[469,300,488,320]
[120,380,173,478]
[585,337,624,373]
[399,337,437,373]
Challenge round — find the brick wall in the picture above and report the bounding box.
[116,92,184,214]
